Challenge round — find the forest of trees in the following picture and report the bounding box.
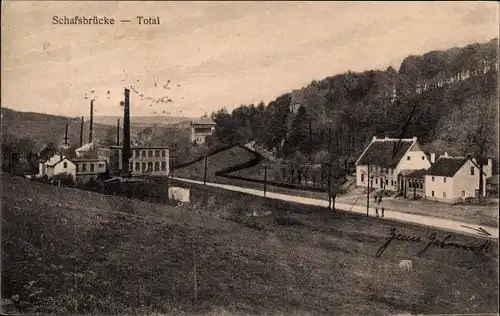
[210,39,499,172]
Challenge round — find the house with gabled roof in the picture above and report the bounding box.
[38,154,76,180]
[424,154,489,202]
[355,136,431,192]
[190,118,216,144]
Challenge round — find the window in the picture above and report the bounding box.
[129,162,132,171]
[385,179,388,185]
[409,181,412,188]
[148,162,153,171]
[461,190,465,197]
[161,150,166,157]
[155,161,160,171]
[161,161,166,171]
[375,178,378,184]
[361,174,365,182]
[432,176,435,182]
[419,182,423,189]
[135,162,140,171]
[142,162,146,171]
[99,163,105,168]
[148,150,153,158]
[82,163,87,172]
[432,191,435,197]
[443,192,447,198]
[76,164,79,172]
[142,150,146,157]
[135,149,140,158]
[470,167,475,175]
[391,180,394,186]
[90,163,95,172]
[155,150,160,157]
[407,156,411,160]
[443,177,447,183]
[63,162,67,168]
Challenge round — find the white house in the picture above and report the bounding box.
[38,154,76,180]
[355,136,432,192]
[190,119,216,144]
[425,154,489,203]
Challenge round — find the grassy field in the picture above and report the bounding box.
[174,146,258,183]
[2,174,498,315]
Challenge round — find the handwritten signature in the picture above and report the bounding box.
[376,228,493,258]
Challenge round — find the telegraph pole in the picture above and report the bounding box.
[328,123,332,209]
[203,154,208,185]
[263,164,268,197]
[367,162,370,216]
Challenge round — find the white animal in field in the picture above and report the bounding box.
[168,187,190,203]
[399,260,412,272]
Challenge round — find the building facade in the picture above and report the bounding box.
[109,146,170,176]
[38,154,76,180]
[355,136,431,192]
[190,119,216,144]
[425,156,488,203]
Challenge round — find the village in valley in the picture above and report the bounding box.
[1,2,499,316]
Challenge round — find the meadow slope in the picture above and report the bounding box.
[2,174,498,315]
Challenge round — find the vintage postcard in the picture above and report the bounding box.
[1,1,499,315]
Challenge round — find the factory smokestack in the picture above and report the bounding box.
[116,119,120,146]
[89,99,94,143]
[80,116,84,147]
[122,88,131,176]
[63,123,69,147]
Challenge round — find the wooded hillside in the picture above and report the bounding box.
[212,38,499,166]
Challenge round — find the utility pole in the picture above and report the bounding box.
[79,116,84,147]
[203,154,208,185]
[170,152,175,178]
[264,164,268,197]
[328,162,332,209]
[328,122,332,209]
[367,162,370,216]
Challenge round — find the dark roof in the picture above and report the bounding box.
[356,139,414,168]
[426,157,466,177]
[191,118,215,125]
[407,169,428,178]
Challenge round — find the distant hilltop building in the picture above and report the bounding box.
[190,118,216,144]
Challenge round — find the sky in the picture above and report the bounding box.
[1,1,498,118]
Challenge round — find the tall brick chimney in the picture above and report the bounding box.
[80,116,84,147]
[116,118,120,146]
[121,88,131,176]
[89,99,94,143]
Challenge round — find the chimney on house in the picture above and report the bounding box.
[80,116,84,147]
[430,153,436,164]
[444,152,449,158]
[116,118,120,146]
[89,99,94,143]
[121,88,131,177]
